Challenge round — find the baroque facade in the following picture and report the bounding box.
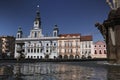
[14,7,95,59]
[58,34,81,59]
[93,41,107,58]
[15,10,59,59]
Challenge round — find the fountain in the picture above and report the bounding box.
[95,0,120,64]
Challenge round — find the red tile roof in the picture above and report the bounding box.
[59,33,80,37]
[81,35,92,41]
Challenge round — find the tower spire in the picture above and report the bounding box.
[34,5,41,29]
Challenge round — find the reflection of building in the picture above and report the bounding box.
[80,35,94,58]
[0,66,13,75]
[93,41,107,58]
[58,34,81,59]
[0,36,15,58]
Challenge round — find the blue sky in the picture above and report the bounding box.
[0,0,110,41]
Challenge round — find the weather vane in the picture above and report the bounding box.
[106,0,120,10]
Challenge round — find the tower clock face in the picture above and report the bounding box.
[34,21,39,27]
[35,22,37,25]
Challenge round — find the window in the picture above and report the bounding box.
[37,48,39,53]
[64,49,66,53]
[76,49,78,53]
[95,50,97,54]
[31,49,33,53]
[59,44,61,47]
[104,45,106,47]
[99,50,102,54]
[40,49,42,53]
[104,50,107,54]
[54,43,56,46]
[54,32,57,37]
[37,56,39,59]
[64,42,66,47]
[89,45,91,48]
[70,42,72,47]
[71,49,73,53]
[34,49,36,53]
[17,34,20,38]
[82,51,84,54]
[34,32,37,38]
[59,49,61,53]
[46,50,49,53]
[28,49,30,53]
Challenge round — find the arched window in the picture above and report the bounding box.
[104,50,107,54]
[34,49,36,53]
[17,34,20,38]
[58,55,62,59]
[54,32,57,37]
[34,32,37,38]
[31,49,33,53]
[71,49,73,53]
[64,55,68,59]
[37,48,39,53]
[95,50,97,54]
[99,50,102,54]
[75,55,79,59]
[69,55,74,59]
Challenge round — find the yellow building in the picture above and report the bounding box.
[58,34,81,59]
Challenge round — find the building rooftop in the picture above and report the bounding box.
[59,33,81,37]
[81,35,92,41]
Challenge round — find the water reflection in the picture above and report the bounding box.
[107,66,120,80]
[0,62,119,80]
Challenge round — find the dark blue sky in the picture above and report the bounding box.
[0,0,110,41]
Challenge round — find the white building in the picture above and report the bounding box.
[80,35,94,59]
[14,8,59,59]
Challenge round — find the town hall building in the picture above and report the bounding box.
[15,8,59,59]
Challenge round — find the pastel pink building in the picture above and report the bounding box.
[93,41,107,58]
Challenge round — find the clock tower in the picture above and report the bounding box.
[29,5,43,38]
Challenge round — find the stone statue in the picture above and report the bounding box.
[95,1,120,64]
[106,0,120,10]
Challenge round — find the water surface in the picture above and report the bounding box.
[0,61,120,80]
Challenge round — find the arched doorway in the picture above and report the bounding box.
[81,55,86,59]
[69,55,74,59]
[45,55,49,59]
[64,55,68,59]
[87,55,92,59]
[58,55,62,59]
[75,55,80,59]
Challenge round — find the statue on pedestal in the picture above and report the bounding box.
[95,0,120,64]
